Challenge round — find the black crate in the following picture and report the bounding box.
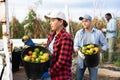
[21,46,51,79]
[82,44,100,67]
[84,53,100,67]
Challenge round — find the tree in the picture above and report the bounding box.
[9,16,24,38]
[22,8,51,38]
[69,20,82,38]
[22,9,36,37]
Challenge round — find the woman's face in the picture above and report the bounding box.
[49,18,62,31]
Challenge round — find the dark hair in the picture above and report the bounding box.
[105,13,112,17]
[57,18,68,27]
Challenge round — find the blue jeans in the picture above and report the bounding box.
[76,63,98,80]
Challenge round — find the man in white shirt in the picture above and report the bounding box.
[103,13,117,63]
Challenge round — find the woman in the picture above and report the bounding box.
[41,10,73,80]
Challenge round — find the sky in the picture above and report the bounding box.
[0,0,120,22]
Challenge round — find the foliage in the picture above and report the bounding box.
[21,8,51,38]
[114,58,120,67]
[9,16,24,38]
[92,17,107,30]
[117,30,120,38]
[42,20,51,37]
[25,9,36,21]
[114,52,120,67]
[103,51,108,62]
[69,20,82,38]
[22,9,36,37]
[103,51,120,67]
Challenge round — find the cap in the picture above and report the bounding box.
[44,9,66,22]
[79,14,92,21]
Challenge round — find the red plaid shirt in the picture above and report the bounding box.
[46,28,73,80]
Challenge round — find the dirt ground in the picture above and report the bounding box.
[71,55,120,80]
[72,64,120,80]
[72,69,120,80]
[13,63,120,80]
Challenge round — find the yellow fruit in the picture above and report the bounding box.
[86,50,93,55]
[31,57,35,62]
[43,53,50,61]
[43,53,49,57]
[86,45,91,48]
[94,47,99,53]
[24,55,31,62]
[89,44,95,48]
[40,59,46,63]
[39,55,46,60]
[90,48,94,52]
[39,53,49,62]
[23,35,29,41]
[81,49,86,53]
[89,50,93,55]
[31,54,37,59]
[45,56,49,61]
[86,50,90,55]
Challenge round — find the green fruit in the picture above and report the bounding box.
[33,52,37,56]
[34,48,40,53]
[82,46,87,50]
[35,58,40,63]
[39,51,43,56]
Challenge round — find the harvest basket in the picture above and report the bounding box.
[21,46,51,79]
[81,44,100,67]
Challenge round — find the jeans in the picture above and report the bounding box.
[76,63,98,80]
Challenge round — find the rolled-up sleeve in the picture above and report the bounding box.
[74,31,80,51]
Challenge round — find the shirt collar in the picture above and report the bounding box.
[81,27,96,34]
[55,28,66,39]
[50,28,66,39]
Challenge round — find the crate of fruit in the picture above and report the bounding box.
[21,46,51,80]
[81,44,100,67]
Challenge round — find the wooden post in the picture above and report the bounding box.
[65,5,70,33]
[0,0,13,80]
